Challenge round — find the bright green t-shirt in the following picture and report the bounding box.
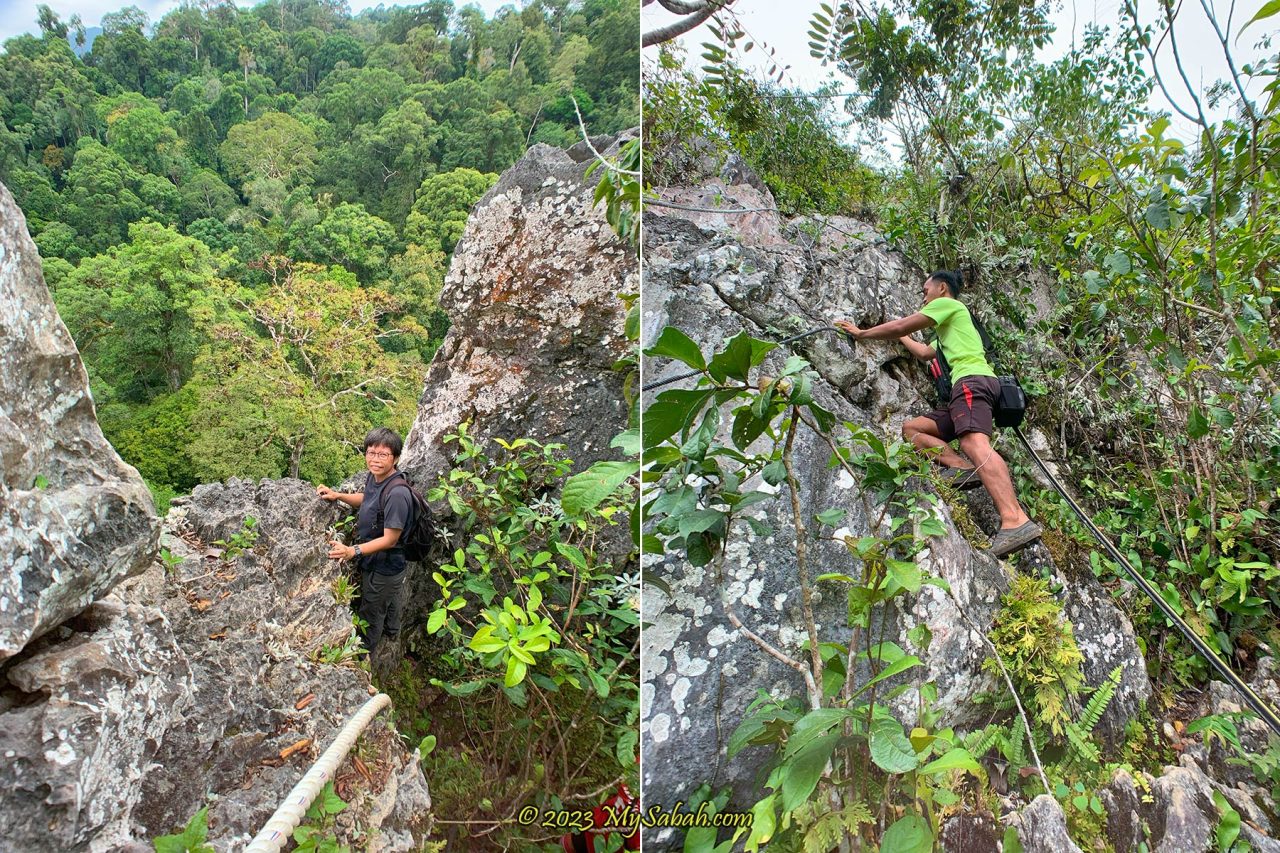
[919,297,995,380]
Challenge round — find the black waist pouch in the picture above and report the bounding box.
[994,376,1026,428]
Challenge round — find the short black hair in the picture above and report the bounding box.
[928,270,962,298]
[363,427,403,459]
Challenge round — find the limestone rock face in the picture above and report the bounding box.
[0,597,192,849]
[399,132,639,489]
[639,165,1152,846]
[0,181,159,661]
[0,480,432,850]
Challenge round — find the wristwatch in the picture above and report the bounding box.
[352,544,363,559]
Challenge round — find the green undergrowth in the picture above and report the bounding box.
[376,418,639,851]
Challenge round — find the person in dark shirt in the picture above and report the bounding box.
[317,427,415,651]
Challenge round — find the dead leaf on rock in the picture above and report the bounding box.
[193,599,213,612]
[279,739,312,760]
[353,755,372,782]
[209,632,226,640]
[295,693,316,711]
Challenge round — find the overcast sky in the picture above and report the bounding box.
[642,0,1271,143]
[0,0,520,43]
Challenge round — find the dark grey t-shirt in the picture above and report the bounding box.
[356,472,413,575]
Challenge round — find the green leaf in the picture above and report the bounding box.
[417,734,437,757]
[919,747,984,778]
[644,326,706,370]
[869,718,919,774]
[731,407,769,450]
[762,459,786,485]
[1188,406,1210,439]
[318,781,347,815]
[1003,827,1024,853]
[610,428,640,456]
[1144,198,1172,229]
[885,559,921,592]
[880,814,932,853]
[1239,0,1280,36]
[815,508,846,526]
[154,806,214,853]
[33,474,49,489]
[851,655,923,699]
[744,795,777,852]
[678,509,725,539]
[426,607,447,634]
[1214,790,1241,851]
[504,656,528,687]
[643,389,712,449]
[780,732,839,811]
[561,461,638,516]
[1102,251,1131,275]
[553,541,588,569]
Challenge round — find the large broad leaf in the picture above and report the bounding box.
[918,747,985,779]
[780,732,840,811]
[643,389,712,449]
[561,460,638,516]
[885,558,921,592]
[1144,197,1172,229]
[869,718,919,774]
[644,326,706,370]
[708,331,776,382]
[880,814,933,853]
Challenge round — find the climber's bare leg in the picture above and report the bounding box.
[903,416,970,469]
[957,431,1031,529]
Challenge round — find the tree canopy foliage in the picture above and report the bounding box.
[2,0,638,501]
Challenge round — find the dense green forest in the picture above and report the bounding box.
[645,0,1280,847]
[1,0,638,504]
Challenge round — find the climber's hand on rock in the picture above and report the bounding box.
[834,319,862,340]
[317,485,339,501]
[327,540,353,561]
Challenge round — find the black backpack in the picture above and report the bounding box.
[376,471,437,562]
[928,314,1027,429]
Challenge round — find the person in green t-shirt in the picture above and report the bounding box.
[834,270,1042,558]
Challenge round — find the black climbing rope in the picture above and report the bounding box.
[1013,426,1280,739]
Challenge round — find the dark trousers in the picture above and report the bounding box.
[359,568,407,651]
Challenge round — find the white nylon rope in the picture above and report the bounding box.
[244,692,393,853]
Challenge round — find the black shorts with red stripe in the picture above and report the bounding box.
[923,374,1000,441]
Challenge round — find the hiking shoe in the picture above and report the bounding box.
[989,521,1043,558]
[940,466,984,491]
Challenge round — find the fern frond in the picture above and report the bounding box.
[965,723,1004,758]
[1079,665,1123,735]
[1064,720,1101,767]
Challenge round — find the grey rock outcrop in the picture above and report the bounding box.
[1008,795,1085,853]
[399,132,639,489]
[1,479,432,850]
[640,162,1152,847]
[0,181,159,661]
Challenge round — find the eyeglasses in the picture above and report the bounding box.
[364,449,394,460]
